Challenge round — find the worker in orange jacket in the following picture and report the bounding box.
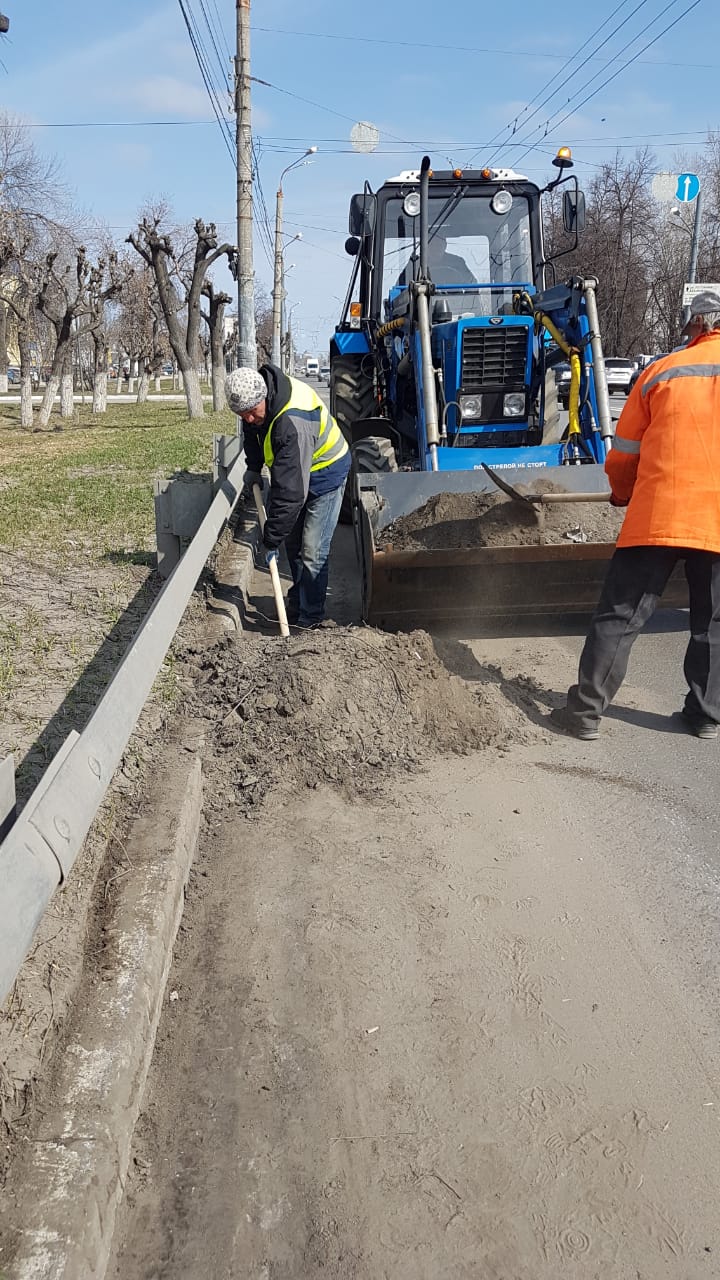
[551,290,720,741]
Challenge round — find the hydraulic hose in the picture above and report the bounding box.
[376,317,406,339]
[514,290,581,438]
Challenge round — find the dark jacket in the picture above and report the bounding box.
[244,364,350,549]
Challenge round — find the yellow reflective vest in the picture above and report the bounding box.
[263,377,348,474]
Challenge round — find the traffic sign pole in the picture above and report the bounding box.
[682,189,704,327]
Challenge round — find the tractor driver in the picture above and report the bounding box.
[398,232,477,287]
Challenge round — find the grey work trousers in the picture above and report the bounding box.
[566,545,720,728]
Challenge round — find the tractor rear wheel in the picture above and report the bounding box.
[341,434,398,526]
[330,353,376,443]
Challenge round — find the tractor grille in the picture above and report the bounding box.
[461,327,528,391]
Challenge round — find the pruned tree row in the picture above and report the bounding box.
[0,115,262,429]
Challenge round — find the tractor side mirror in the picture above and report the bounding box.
[562,189,586,234]
[349,192,376,237]
[345,236,361,256]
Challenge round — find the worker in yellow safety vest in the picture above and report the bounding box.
[226,364,350,629]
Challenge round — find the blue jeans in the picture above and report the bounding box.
[285,483,346,624]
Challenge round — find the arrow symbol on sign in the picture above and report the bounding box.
[684,175,692,202]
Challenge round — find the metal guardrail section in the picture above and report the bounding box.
[0,454,245,1005]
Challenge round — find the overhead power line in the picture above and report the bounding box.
[250,23,717,71]
[176,0,234,166]
[513,0,703,163]
[476,0,649,167]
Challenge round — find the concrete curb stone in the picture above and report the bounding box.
[213,498,261,621]
[3,748,203,1280]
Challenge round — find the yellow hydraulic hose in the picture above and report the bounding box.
[513,290,582,437]
[377,317,406,339]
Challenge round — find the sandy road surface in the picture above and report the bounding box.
[110,753,720,1279]
[109,518,720,1278]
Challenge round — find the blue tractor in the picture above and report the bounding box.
[330,150,623,629]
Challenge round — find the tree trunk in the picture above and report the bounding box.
[136,371,150,403]
[18,329,34,429]
[38,375,60,427]
[128,376,135,394]
[0,302,8,394]
[20,377,33,428]
[211,363,226,412]
[92,334,109,414]
[93,370,108,414]
[211,326,226,411]
[154,375,161,391]
[60,371,74,417]
[182,365,204,418]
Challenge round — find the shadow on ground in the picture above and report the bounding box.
[14,569,162,809]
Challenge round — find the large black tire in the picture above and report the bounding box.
[330,353,376,443]
[341,434,398,526]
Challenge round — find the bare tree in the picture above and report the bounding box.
[544,150,659,355]
[35,245,92,425]
[127,214,236,419]
[116,262,171,402]
[0,114,65,394]
[86,252,132,413]
[255,284,273,365]
[201,279,232,410]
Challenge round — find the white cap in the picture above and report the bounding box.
[225,367,267,413]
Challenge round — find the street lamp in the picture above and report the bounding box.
[272,146,317,366]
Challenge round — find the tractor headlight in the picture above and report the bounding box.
[503,392,525,417]
[459,394,482,420]
[491,189,513,215]
[403,191,421,218]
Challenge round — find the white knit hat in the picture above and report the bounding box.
[225,367,267,413]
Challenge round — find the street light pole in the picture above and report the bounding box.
[271,186,285,367]
[286,302,301,374]
[271,147,316,367]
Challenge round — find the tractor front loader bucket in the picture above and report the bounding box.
[354,469,688,632]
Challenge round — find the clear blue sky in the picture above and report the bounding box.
[1,0,717,354]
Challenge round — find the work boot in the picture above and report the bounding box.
[549,706,600,741]
[679,710,718,739]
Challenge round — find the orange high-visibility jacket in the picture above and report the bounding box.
[607,331,720,551]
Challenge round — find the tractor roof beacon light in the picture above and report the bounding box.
[552,146,574,171]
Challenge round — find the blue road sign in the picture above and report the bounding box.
[676,172,700,203]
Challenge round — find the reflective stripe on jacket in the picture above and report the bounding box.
[263,377,348,473]
[607,331,720,552]
[248,366,349,550]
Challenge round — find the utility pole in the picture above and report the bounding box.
[235,0,256,368]
[271,146,316,368]
[271,185,284,367]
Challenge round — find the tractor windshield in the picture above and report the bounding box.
[382,190,534,318]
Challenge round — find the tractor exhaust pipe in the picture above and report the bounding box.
[416,156,440,468]
[419,155,430,280]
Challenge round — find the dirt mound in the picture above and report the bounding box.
[183,627,532,813]
[381,488,624,551]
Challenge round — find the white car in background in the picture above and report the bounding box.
[604,357,635,395]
